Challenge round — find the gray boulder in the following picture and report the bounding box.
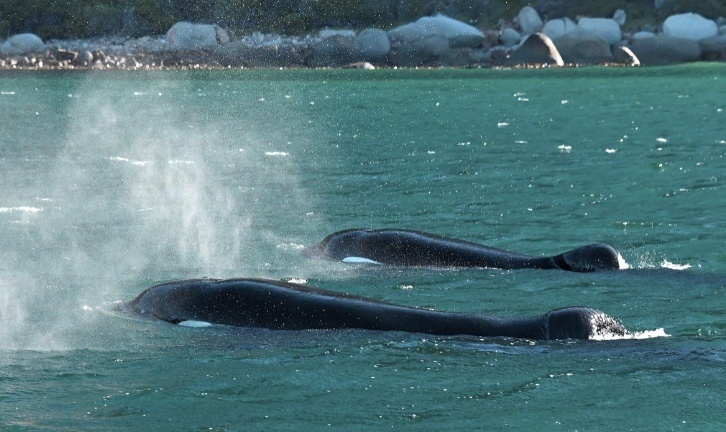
[699,35,726,61]
[353,28,390,63]
[542,18,578,41]
[212,42,305,67]
[166,22,228,50]
[632,31,656,40]
[554,29,613,64]
[389,34,448,66]
[309,35,355,67]
[388,14,484,49]
[505,33,564,67]
[499,28,521,47]
[613,9,626,26]
[577,17,622,45]
[514,6,543,35]
[629,36,702,65]
[438,48,490,67]
[0,33,45,56]
[663,13,718,41]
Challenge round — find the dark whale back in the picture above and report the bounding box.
[313,228,620,272]
[554,243,621,272]
[545,307,626,340]
[127,278,628,340]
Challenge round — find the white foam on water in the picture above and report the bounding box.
[168,159,194,165]
[660,260,692,270]
[276,242,306,251]
[286,278,308,284]
[0,206,44,213]
[109,156,151,166]
[592,328,670,341]
[617,253,631,269]
[265,151,289,156]
[587,310,670,341]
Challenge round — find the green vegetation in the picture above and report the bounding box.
[1,0,725,40]
[0,0,388,39]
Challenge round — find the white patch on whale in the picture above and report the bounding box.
[178,320,213,328]
[342,256,383,265]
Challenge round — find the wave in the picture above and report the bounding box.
[592,327,670,341]
[0,206,44,213]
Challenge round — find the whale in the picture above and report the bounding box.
[309,228,621,272]
[126,278,627,340]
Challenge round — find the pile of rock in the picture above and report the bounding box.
[2,8,726,69]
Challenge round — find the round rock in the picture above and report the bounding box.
[663,13,718,41]
[542,18,578,41]
[353,28,390,63]
[166,22,223,50]
[577,17,622,45]
[0,33,45,56]
[514,6,543,35]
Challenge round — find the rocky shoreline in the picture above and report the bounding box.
[1,7,726,70]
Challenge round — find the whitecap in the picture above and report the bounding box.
[276,243,306,251]
[0,206,44,214]
[167,159,194,165]
[286,278,308,285]
[660,260,692,270]
[265,151,289,156]
[557,145,572,152]
[592,328,670,341]
[617,253,631,270]
[109,156,151,166]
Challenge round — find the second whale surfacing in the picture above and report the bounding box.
[126,278,628,340]
[309,228,622,272]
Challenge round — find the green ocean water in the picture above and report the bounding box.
[1,65,725,430]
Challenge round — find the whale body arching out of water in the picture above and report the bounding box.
[309,228,622,272]
[126,278,627,340]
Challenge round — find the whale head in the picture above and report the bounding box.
[557,243,621,272]
[546,307,627,340]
